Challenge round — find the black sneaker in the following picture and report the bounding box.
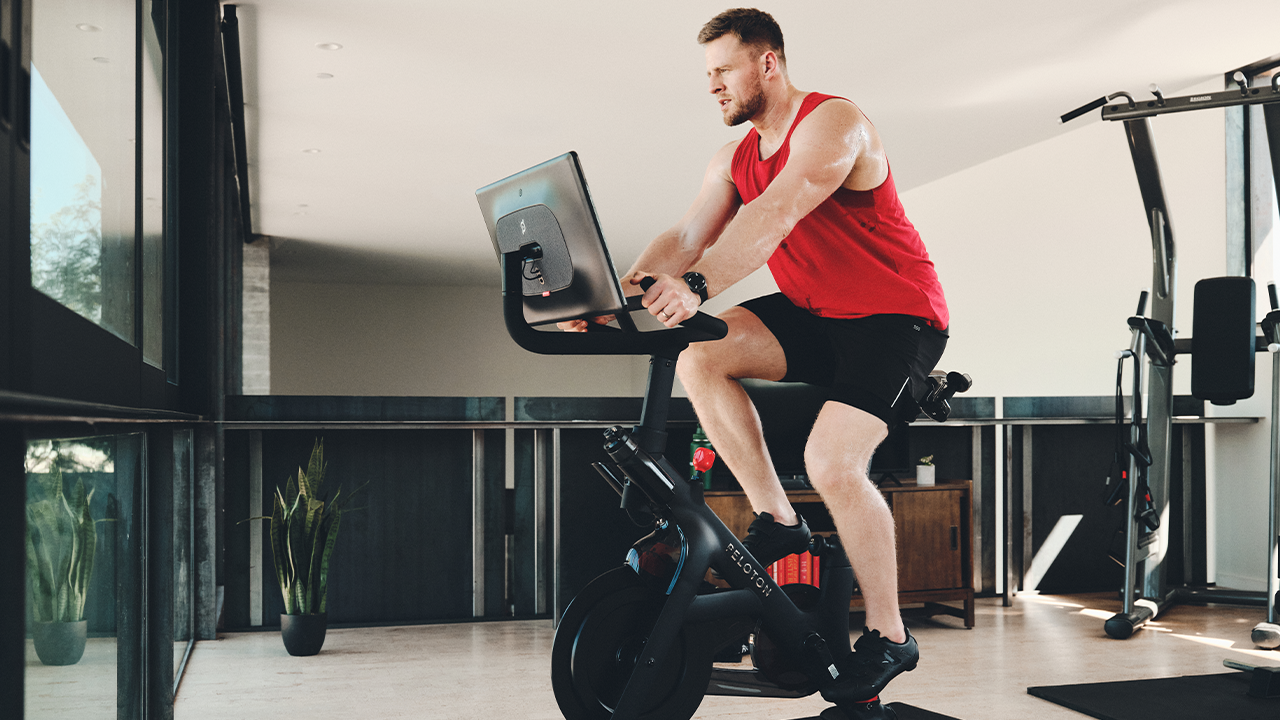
[821,627,919,705]
[742,512,811,568]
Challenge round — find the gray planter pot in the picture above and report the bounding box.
[280,612,327,656]
[32,619,88,666]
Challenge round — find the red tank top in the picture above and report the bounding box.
[730,92,949,329]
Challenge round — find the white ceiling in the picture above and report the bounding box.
[229,0,1280,286]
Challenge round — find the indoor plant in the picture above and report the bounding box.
[916,454,936,486]
[25,467,99,665]
[262,439,364,656]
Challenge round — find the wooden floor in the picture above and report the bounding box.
[41,592,1277,720]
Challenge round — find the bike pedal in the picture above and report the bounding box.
[818,697,897,720]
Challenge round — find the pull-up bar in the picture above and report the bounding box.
[1062,72,1280,123]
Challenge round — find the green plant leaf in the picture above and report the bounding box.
[72,483,96,620]
[303,500,324,613]
[318,512,340,615]
[25,521,49,623]
[305,439,326,498]
[284,472,299,509]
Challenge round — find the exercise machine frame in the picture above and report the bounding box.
[1064,67,1280,644]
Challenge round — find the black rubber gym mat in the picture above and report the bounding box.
[1028,672,1278,720]
[792,703,963,719]
[884,703,963,719]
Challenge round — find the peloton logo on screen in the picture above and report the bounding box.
[726,543,773,597]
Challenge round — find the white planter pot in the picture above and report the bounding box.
[916,465,935,486]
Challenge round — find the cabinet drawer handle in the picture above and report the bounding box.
[950,526,958,551]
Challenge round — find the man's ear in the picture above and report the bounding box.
[761,50,780,79]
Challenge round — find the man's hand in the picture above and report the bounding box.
[635,273,701,327]
[557,316,611,332]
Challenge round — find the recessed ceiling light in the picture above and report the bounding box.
[302,148,322,154]
[316,43,343,51]
[316,73,334,79]
[92,57,110,64]
[76,23,100,32]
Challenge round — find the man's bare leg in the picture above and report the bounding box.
[676,307,797,525]
[805,401,905,643]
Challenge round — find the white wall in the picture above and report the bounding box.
[901,82,1227,399]
[270,281,655,401]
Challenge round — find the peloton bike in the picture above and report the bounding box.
[477,153,971,720]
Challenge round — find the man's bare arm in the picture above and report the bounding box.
[641,100,873,326]
[693,100,868,294]
[623,140,742,285]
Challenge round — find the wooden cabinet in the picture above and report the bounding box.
[705,479,974,628]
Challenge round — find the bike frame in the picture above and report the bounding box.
[501,248,855,718]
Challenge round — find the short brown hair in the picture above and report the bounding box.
[697,8,786,66]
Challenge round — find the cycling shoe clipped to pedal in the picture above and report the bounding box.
[818,697,898,720]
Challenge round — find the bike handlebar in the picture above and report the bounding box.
[501,250,729,356]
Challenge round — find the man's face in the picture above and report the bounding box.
[704,35,765,127]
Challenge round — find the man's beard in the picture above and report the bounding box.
[723,82,765,127]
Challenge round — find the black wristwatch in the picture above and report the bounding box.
[682,272,709,304]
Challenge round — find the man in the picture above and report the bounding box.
[566,8,948,705]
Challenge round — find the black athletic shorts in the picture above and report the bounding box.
[739,293,948,426]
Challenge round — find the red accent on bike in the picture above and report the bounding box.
[542,291,551,297]
[693,446,716,473]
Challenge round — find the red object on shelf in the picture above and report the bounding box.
[692,446,716,473]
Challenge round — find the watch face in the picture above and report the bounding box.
[683,272,708,301]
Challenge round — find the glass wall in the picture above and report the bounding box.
[23,433,141,720]
[29,0,137,343]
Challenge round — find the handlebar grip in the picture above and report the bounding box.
[630,275,728,339]
[1269,282,1278,312]
[1135,290,1149,316]
[1060,96,1107,124]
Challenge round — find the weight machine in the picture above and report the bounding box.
[1063,63,1280,645]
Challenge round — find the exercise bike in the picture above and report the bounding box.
[478,152,970,720]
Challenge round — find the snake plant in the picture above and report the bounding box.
[267,440,364,615]
[26,468,98,623]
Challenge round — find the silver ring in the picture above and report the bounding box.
[661,311,673,320]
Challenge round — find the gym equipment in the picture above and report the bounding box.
[1065,68,1280,644]
[477,154,971,720]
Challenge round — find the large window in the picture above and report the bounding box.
[29,1,137,343]
[29,0,168,374]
